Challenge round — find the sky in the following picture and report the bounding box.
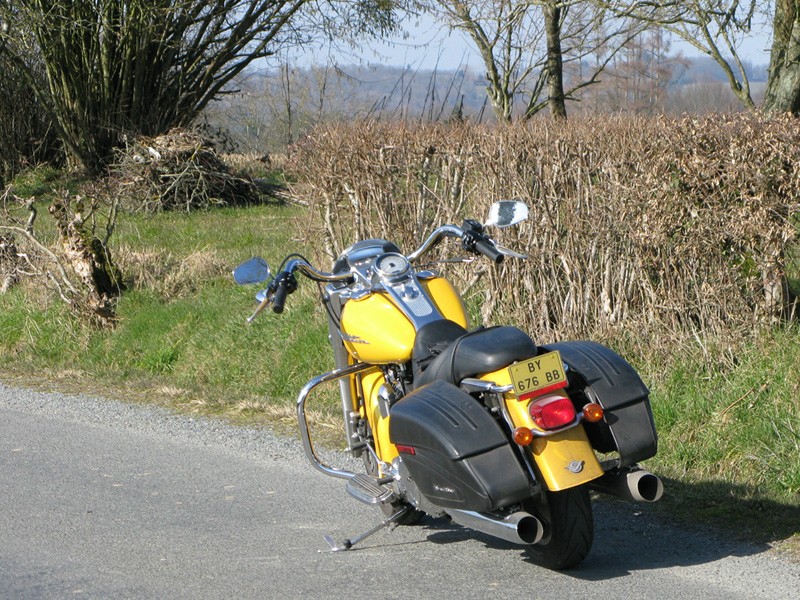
[293,13,774,72]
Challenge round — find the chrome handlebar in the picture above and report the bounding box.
[405,224,464,262]
[280,224,467,282]
[280,258,353,283]
[250,222,520,321]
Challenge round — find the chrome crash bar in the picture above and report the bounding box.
[296,362,375,480]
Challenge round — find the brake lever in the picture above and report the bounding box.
[495,244,528,260]
[247,292,272,323]
[437,256,477,264]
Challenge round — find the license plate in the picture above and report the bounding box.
[507,351,568,400]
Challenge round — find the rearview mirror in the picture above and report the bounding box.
[233,257,271,285]
[484,200,529,228]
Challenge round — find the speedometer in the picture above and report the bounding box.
[375,253,410,279]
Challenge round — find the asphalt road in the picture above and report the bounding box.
[1,381,798,600]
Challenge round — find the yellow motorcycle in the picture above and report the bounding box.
[233,200,662,569]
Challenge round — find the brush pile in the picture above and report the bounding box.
[112,129,261,212]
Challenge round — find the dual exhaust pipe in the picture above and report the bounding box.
[446,467,662,547]
[447,509,544,546]
[589,467,664,503]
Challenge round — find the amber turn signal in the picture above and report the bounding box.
[512,426,534,446]
[582,403,604,423]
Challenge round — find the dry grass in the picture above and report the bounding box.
[115,247,229,298]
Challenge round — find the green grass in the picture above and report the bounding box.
[648,331,800,498]
[641,331,800,553]
[1,197,334,419]
[6,165,88,198]
[1,166,798,557]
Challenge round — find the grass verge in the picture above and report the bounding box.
[1,174,797,559]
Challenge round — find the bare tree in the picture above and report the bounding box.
[427,0,646,120]
[598,1,768,109]
[543,2,568,117]
[0,0,397,173]
[0,11,59,180]
[587,27,686,113]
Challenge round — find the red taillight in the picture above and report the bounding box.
[529,395,577,430]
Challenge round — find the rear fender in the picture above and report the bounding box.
[479,367,604,492]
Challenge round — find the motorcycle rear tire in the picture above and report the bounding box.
[523,486,593,570]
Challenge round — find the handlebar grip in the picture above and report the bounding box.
[272,280,289,313]
[475,239,504,264]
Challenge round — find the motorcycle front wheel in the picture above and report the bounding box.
[523,486,593,570]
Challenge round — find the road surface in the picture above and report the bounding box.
[1,381,798,599]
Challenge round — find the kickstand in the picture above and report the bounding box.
[324,507,410,552]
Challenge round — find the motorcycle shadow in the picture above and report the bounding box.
[422,478,797,579]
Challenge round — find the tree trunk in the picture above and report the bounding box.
[0,233,20,293]
[764,0,800,114]
[49,196,124,326]
[544,3,567,119]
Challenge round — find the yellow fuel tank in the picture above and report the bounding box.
[340,276,469,364]
[420,277,469,328]
[341,292,415,363]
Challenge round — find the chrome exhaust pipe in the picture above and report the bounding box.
[590,467,664,503]
[447,509,544,545]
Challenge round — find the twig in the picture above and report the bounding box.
[0,224,78,294]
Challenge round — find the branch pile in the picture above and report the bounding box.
[112,129,261,212]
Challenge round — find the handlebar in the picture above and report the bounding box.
[275,223,506,285]
[247,220,517,321]
[406,224,463,262]
[474,239,504,264]
[281,259,353,284]
[271,279,290,314]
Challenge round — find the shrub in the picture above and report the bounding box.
[288,115,800,354]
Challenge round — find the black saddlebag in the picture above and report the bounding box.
[543,341,658,468]
[389,380,531,512]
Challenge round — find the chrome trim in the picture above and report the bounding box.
[589,467,664,503]
[285,258,354,283]
[415,270,438,280]
[406,224,464,262]
[297,362,376,480]
[529,414,584,437]
[459,378,514,394]
[379,272,446,329]
[447,509,544,545]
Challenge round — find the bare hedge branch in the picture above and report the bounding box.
[289,114,800,352]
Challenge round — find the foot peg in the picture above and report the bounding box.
[324,506,410,552]
[345,473,395,505]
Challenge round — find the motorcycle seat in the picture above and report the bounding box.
[413,322,537,389]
